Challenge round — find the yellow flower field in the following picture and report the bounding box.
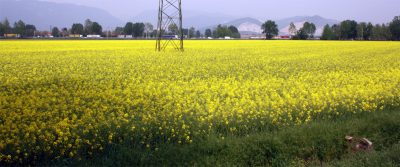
[0,40,399,163]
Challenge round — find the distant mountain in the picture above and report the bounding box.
[0,0,123,30]
[210,15,339,36]
[132,10,236,29]
[221,17,263,34]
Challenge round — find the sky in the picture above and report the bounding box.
[41,0,399,23]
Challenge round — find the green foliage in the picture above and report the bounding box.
[91,22,102,35]
[71,23,84,34]
[371,24,392,40]
[321,24,336,40]
[13,20,26,36]
[50,109,400,167]
[302,22,316,38]
[339,20,358,40]
[205,29,212,37]
[25,24,36,37]
[261,20,279,39]
[288,22,297,36]
[52,27,60,37]
[389,16,400,40]
[132,22,145,37]
[124,22,134,35]
[213,24,240,38]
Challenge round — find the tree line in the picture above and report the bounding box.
[0,19,37,37]
[2,15,399,40]
[260,15,400,40]
[321,16,400,40]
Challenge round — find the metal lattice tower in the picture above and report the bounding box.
[156,0,184,51]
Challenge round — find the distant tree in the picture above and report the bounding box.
[0,22,4,36]
[61,27,69,37]
[331,24,341,40]
[124,22,134,35]
[212,29,218,38]
[292,29,308,40]
[195,30,201,38]
[321,24,335,40]
[288,22,297,37]
[168,23,178,34]
[182,28,188,36]
[302,22,316,39]
[91,22,102,35]
[14,20,26,36]
[389,16,400,40]
[132,22,145,37]
[215,25,232,38]
[25,24,36,37]
[52,27,60,37]
[205,29,212,37]
[3,18,11,34]
[356,22,366,40]
[371,24,392,40]
[71,23,84,34]
[261,20,279,39]
[144,23,154,38]
[228,25,241,38]
[114,27,124,36]
[0,19,12,36]
[339,20,358,40]
[188,27,196,38]
[365,23,374,40]
[84,19,93,35]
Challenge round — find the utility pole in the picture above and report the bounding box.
[156,0,184,51]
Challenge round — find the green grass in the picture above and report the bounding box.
[37,109,400,167]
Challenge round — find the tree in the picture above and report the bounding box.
[61,27,69,37]
[124,22,134,35]
[168,23,178,34]
[25,24,36,37]
[212,29,218,38]
[321,24,335,40]
[0,22,4,36]
[288,22,297,37]
[292,29,308,40]
[71,23,84,34]
[331,24,341,40]
[215,25,232,38]
[52,27,60,37]
[84,19,93,35]
[0,18,11,36]
[205,29,212,38]
[132,22,145,37]
[114,27,124,36]
[365,23,374,40]
[195,30,201,38]
[188,27,196,38]
[339,20,358,40]
[14,20,26,36]
[228,25,241,38]
[144,23,153,38]
[302,22,316,39]
[91,22,102,35]
[261,20,279,39]
[371,24,392,40]
[389,16,400,40]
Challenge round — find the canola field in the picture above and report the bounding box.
[0,40,400,164]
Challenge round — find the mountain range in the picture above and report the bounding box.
[0,0,339,35]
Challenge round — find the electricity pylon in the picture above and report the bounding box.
[156,0,184,51]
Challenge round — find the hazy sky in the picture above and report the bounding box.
[41,0,399,23]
